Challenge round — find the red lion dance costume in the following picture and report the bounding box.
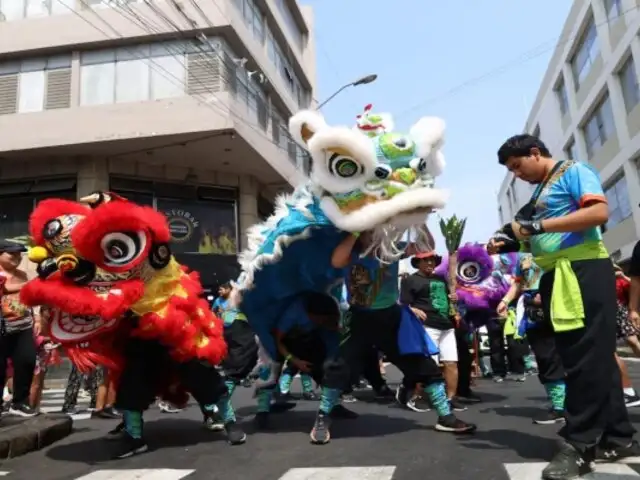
[20,192,246,459]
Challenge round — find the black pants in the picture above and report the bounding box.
[0,328,36,406]
[342,305,442,390]
[526,322,564,384]
[455,327,473,396]
[281,328,349,391]
[62,365,104,411]
[487,321,526,376]
[540,258,635,452]
[116,338,228,412]
[222,321,258,382]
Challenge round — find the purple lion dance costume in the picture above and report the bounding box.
[435,243,518,328]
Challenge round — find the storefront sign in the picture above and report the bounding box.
[165,209,200,243]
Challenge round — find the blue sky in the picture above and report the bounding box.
[303,0,572,250]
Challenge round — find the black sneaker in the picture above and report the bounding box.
[310,412,331,444]
[224,421,246,445]
[449,398,467,412]
[435,414,476,433]
[254,412,269,430]
[204,414,225,432]
[374,385,395,401]
[61,406,80,415]
[455,392,482,404]
[330,404,358,419]
[533,409,565,425]
[92,407,121,420]
[8,403,37,417]
[111,432,148,459]
[106,422,125,441]
[541,443,593,480]
[625,394,640,408]
[302,392,319,401]
[406,396,431,412]
[341,394,357,403]
[596,440,640,463]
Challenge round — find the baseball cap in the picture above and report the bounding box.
[0,239,27,253]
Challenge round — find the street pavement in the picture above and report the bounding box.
[3,364,640,480]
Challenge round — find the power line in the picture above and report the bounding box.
[395,4,640,119]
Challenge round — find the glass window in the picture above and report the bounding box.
[583,94,615,157]
[50,0,76,15]
[564,139,578,161]
[605,175,632,230]
[80,62,115,105]
[1,0,25,21]
[18,70,45,113]
[25,0,47,17]
[156,198,237,255]
[275,0,303,51]
[0,197,34,239]
[604,0,622,22]
[620,55,640,113]
[151,55,185,99]
[571,18,599,87]
[556,78,569,115]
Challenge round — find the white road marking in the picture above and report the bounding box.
[278,466,396,480]
[504,462,640,479]
[74,469,195,480]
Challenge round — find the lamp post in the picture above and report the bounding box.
[316,74,378,110]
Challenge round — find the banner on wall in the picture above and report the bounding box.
[159,199,237,255]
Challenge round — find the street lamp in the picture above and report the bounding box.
[316,74,378,109]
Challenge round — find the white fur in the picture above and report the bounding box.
[409,117,446,161]
[426,150,446,178]
[319,187,449,232]
[288,110,327,147]
[308,127,377,194]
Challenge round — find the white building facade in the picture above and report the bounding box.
[496,0,640,264]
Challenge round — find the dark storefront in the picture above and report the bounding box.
[0,177,77,244]
[110,177,241,289]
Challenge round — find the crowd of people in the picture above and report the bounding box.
[1,133,640,480]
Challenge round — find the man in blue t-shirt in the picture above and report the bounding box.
[490,134,638,480]
[331,231,475,434]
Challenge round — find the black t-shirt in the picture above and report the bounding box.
[629,240,640,278]
[400,273,453,330]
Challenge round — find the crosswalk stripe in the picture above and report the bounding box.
[74,469,195,479]
[278,467,396,480]
[504,462,640,479]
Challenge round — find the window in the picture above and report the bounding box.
[80,41,189,106]
[156,198,237,255]
[571,18,599,87]
[564,138,578,160]
[275,0,304,51]
[0,55,72,115]
[555,78,569,116]
[0,178,76,240]
[0,0,76,20]
[604,0,622,22]
[620,55,640,113]
[604,175,632,230]
[582,94,615,157]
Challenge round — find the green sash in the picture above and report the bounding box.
[534,241,608,332]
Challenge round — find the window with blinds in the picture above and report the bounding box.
[0,55,72,115]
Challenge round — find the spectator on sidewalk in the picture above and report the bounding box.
[0,240,37,417]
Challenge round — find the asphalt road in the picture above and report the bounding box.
[4,364,640,480]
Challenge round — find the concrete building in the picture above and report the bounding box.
[496,0,640,265]
[0,0,316,284]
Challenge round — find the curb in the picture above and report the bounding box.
[0,414,72,459]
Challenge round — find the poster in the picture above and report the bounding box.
[157,198,237,255]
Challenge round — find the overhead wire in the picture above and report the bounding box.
[394,4,640,119]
